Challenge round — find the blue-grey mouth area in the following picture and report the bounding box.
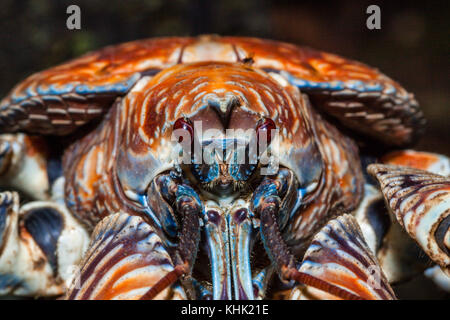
[200,138,250,149]
[199,205,258,300]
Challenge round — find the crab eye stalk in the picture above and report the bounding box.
[256,118,276,144]
[173,117,194,144]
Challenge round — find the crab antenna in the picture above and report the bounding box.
[141,194,201,300]
[258,201,366,300]
[285,269,364,300]
[140,263,188,300]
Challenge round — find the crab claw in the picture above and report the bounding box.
[290,214,396,300]
[65,213,187,300]
[203,200,255,300]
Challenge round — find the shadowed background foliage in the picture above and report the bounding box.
[0,0,448,299]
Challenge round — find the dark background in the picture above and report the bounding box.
[0,0,448,155]
[0,0,448,299]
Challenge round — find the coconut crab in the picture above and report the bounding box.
[0,35,448,300]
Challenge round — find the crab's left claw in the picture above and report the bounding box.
[368,164,450,275]
[65,213,187,300]
[288,214,396,300]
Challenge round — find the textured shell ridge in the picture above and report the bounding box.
[0,36,423,147]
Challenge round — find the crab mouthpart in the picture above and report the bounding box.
[203,202,255,299]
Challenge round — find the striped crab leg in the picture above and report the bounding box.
[354,151,450,285]
[354,181,432,284]
[368,163,450,275]
[65,212,187,300]
[352,150,450,289]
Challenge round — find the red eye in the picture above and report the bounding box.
[173,117,194,143]
[256,118,276,143]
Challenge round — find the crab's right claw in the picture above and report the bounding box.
[65,212,187,300]
[368,164,450,275]
[0,191,89,297]
[289,214,396,300]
